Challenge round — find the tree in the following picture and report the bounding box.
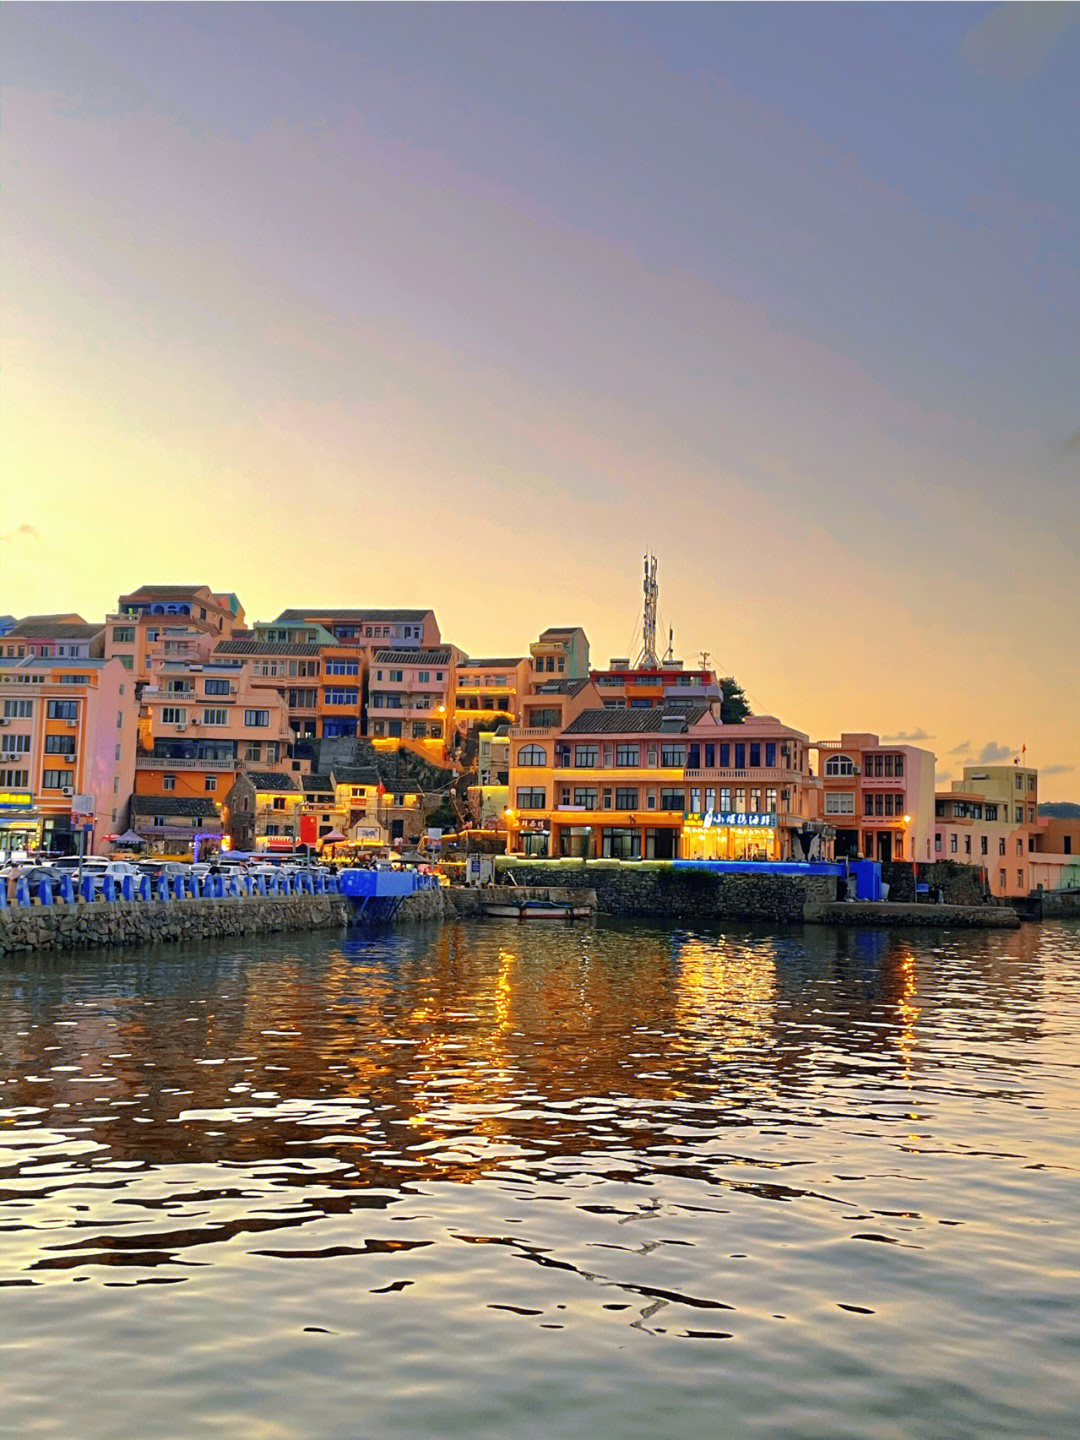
[718,677,750,725]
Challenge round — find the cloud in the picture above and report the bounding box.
[0,523,39,544]
[949,740,972,755]
[960,2,1078,81]
[978,742,1013,762]
[1040,764,1075,775]
[882,729,934,743]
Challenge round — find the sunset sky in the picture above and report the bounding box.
[3,4,1078,793]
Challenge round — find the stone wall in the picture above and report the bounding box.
[0,892,349,955]
[494,862,836,922]
[881,860,989,905]
[816,902,1019,929]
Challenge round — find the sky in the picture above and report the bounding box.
[3,3,1078,794]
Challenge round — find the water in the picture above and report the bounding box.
[2,919,1078,1440]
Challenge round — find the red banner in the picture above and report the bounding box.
[300,814,317,844]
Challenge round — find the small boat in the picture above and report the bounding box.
[481,897,591,920]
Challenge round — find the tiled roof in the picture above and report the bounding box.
[122,585,211,598]
[130,795,221,818]
[273,608,432,624]
[532,678,591,696]
[538,627,580,639]
[215,640,323,657]
[303,773,335,795]
[9,620,103,639]
[330,766,382,786]
[372,648,452,665]
[244,771,302,792]
[563,705,710,735]
[458,657,524,669]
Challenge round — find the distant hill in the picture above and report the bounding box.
[1039,802,1080,819]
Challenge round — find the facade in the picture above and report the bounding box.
[105,585,245,684]
[327,766,430,847]
[223,770,304,852]
[299,773,348,847]
[135,659,294,804]
[366,646,463,750]
[590,658,722,710]
[0,656,138,855]
[529,627,590,681]
[3,617,105,661]
[934,765,1051,898]
[128,794,223,857]
[453,656,531,732]
[268,608,440,654]
[472,724,511,827]
[812,734,936,864]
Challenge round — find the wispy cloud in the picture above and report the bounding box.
[978,741,1013,763]
[0,523,39,545]
[882,728,934,743]
[960,2,1078,81]
[1040,764,1075,775]
[949,740,972,755]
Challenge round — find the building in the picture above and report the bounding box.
[105,585,245,683]
[472,724,511,828]
[128,794,223,857]
[366,646,464,758]
[3,616,105,661]
[222,770,304,852]
[507,700,815,861]
[0,656,138,855]
[811,733,937,864]
[299,773,348,848]
[934,764,1053,898]
[214,639,327,741]
[453,656,531,732]
[267,608,440,654]
[529,627,590,681]
[135,658,294,805]
[589,657,722,710]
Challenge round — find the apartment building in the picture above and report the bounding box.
[0,656,137,854]
[935,764,1051,898]
[589,657,722,710]
[223,770,304,852]
[529,626,590,680]
[267,608,440,654]
[811,733,937,864]
[214,639,326,740]
[453,656,531,732]
[2,616,105,660]
[366,646,463,749]
[128,794,223,857]
[105,585,245,683]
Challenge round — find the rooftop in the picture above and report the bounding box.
[129,795,221,818]
[458,657,525,670]
[372,648,453,666]
[330,766,382,787]
[564,704,710,735]
[242,771,303,792]
[9,620,103,640]
[273,608,432,624]
[215,640,324,657]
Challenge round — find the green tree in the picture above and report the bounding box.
[719,677,750,724]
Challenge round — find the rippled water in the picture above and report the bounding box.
[2,918,1078,1439]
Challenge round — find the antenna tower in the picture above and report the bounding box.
[636,553,660,670]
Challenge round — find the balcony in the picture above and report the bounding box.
[136,756,238,771]
[684,768,803,783]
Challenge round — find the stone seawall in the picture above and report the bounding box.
[0,893,349,955]
[495,862,836,922]
[816,902,1019,929]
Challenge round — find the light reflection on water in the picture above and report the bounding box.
[2,918,1078,1440]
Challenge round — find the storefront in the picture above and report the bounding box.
[0,789,40,857]
[681,810,780,861]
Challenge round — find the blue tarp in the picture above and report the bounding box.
[672,859,882,902]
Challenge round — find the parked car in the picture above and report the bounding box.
[3,865,62,900]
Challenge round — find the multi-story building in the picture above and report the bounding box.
[934,764,1048,898]
[214,639,327,740]
[0,656,137,854]
[366,646,463,752]
[105,585,245,683]
[2,616,105,660]
[266,608,440,654]
[453,656,531,732]
[811,733,936,864]
[472,724,512,828]
[222,771,304,853]
[128,794,223,858]
[589,657,722,710]
[529,627,590,681]
[135,659,294,807]
[299,773,348,848]
[507,701,814,861]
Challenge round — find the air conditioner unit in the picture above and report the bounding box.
[191,717,201,725]
[230,685,239,695]
[853,766,862,775]
[62,787,74,796]
[0,719,8,727]
[176,723,187,731]
[66,718,78,728]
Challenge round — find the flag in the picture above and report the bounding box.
[376,781,386,796]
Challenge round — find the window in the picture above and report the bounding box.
[999,838,1006,855]
[516,787,546,809]
[658,788,685,811]
[894,755,904,777]
[1016,840,1023,856]
[325,660,359,675]
[825,793,855,815]
[981,836,988,855]
[202,709,228,726]
[720,788,732,811]
[161,707,187,725]
[204,679,230,695]
[950,834,958,853]
[244,710,270,728]
[964,835,971,855]
[999,869,1007,890]
[765,742,776,768]
[273,797,286,810]
[824,755,855,776]
[527,708,559,728]
[42,769,74,789]
[615,787,639,810]
[734,743,746,769]
[115,744,122,761]
[46,700,78,720]
[1017,870,1024,888]
[518,744,547,767]
[2,733,32,754]
[1016,775,1023,790]
[660,744,686,768]
[935,832,942,852]
[0,769,28,787]
[749,742,761,767]
[1027,776,1035,792]
[3,699,32,718]
[324,689,359,706]
[41,735,71,755]
[574,745,598,768]
[163,775,176,791]
[417,670,430,684]
[117,710,124,729]
[766,788,778,812]
[389,669,404,683]
[615,744,639,767]
[572,788,599,809]
[864,794,875,816]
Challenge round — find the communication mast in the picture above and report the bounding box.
[636,553,660,670]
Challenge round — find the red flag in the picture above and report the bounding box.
[376,781,386,796]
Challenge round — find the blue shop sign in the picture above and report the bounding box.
[685,810,778,829]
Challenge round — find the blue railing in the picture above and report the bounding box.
[0,871,341,910]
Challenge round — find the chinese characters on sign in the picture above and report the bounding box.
[685,811,779,829]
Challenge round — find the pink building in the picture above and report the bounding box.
[812,733,936,863]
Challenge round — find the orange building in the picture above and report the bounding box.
[105,585,245,683]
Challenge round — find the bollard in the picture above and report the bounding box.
[173,874,186,901]
[122,876,135,902]
[16,878,31,907]
[81,876,96,904]
[156,875,169,903]
[0,883,7,909]
[214,875,225,899]
[138,875,151,903]
[256,874,267,896]
[102,876,117,903]
[59,874,75,904]
[39,877,54,906]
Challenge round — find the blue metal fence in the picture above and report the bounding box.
[1,870,340,910]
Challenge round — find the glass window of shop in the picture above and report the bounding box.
[602,828,641,860]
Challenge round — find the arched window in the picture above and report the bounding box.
[518,744,547,767]
[825,754,854,776]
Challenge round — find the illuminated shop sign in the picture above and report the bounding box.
[685,811,778,829]
[0,790,34,811]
